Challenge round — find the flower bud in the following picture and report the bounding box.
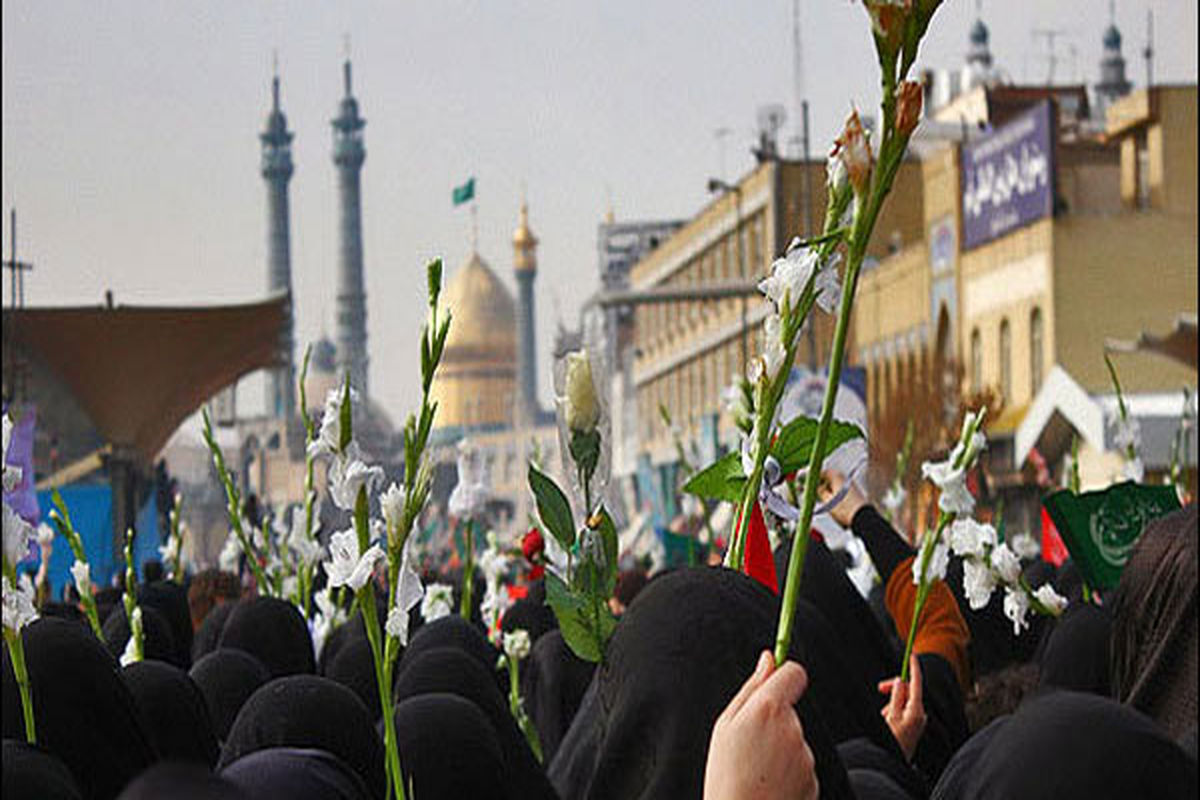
[896,80,923,136]
[865,0,911,49]
[831,109,874,196]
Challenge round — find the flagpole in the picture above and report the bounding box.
[470,200,478,253]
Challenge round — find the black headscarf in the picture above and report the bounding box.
[137,581,194,668]
[521,628,595,764]
[392,693,510,800]
[327,635,382,721]
[121,659,219,766]
[2,618,155,800]
[932,690,1198,799]
[1110,503,1197,739]
[393,646,557,800]
[218,596,315,678]
[221,747,373,800]
[1038,603,1112,696]
[189,649,271,742]
[102,603,176,665]
[190,599,235,663]
[116,762,249,800]
[837,738,926,800]
[1,740,83,800]
[218,674,385,799]
[399,614,505,692]
[548,566,874,800]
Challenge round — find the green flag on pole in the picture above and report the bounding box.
[1042,481,1181,590]
[452,177,476,206]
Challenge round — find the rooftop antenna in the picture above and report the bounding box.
[1032,27,1071,84]
[1142,6,1154,87]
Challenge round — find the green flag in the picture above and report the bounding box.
[1042,481,1181,590]
[452,177,475,206]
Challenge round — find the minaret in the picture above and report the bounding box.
[1095,6,1132,118]
[513,197,539,424]
[332,58,369,394]
[261,67,295,418]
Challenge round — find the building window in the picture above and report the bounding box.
[970,328,982,392]
[1030,308,1044,396]
[999,318,1012,403]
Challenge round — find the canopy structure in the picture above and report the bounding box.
[7,293,290,464]
[1105,312,1199,371]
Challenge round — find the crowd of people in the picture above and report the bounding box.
[2,473,1196,799]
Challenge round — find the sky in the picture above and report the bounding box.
[3,0,1196,423]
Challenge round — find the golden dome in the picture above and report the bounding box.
[430,251,519,429]
[512,201,538,272]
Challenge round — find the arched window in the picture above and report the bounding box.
[1030,307,1044,396]
[999,318,1012,403]
[970,328,983,392]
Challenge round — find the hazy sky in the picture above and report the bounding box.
[3,1,1196,422]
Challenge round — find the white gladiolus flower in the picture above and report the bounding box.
[989,543,1022,585]
[328,446,385,512]
[281,575,298,599]
[218,532,241,572]
[2,503,35,568]
[119,606,142,666]
[308,385,360,459]
[1,413,21,492]
[1003,586,1030,635]
[387,538,425,645]
[449,440,490,521]
[948,518,996,559]
[1,573,37,631]
[421,583,455,623]
[36,523,54,547]
[561,350,600,433]
[1033,583,1068,616]
[826,150,848,192]
[70,560,91,596]
[1123,457,1145,483]
[323,529,384,592]
[503,629,531,661]
[761,244,820,312]
[881,484,906,514]
[380,482,405,531]
[962,557,997,610]
[1010,532,1041,561]
[740,428,758,478]
[761,314,788,381]
[921,459,974,516]
[814,252,843,314]
[291,534,322,567]
[914,539,950,586]
[158,534,180,564]
[721,383,752,429]
[1110,413,1141,453]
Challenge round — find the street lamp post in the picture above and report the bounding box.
[707,178,747,375]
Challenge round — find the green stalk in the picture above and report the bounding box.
[774,122,911,666]
[507,655,543,762]
[122,527,144,662]
[49,492,104,640]
[3,625,35,743]
[169,494,185,584]
[202,408,270,593]
[297,345,318,618]
[460,520,475,621]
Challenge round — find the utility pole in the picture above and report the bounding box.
[2,209,35,404]
[1032,28,1071,85]
[1142,8,1154,87]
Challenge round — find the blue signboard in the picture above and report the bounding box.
[961,101,1054,249]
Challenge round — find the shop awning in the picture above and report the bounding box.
[7,293,289,464]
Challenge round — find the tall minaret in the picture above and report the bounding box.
[261,67,295,418]
[513,198,539,424]
[1095,6,1132,118]
[332,58,369,394]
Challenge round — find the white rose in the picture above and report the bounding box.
[561,351,600,433]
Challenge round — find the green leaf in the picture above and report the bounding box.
[771,415,864,476]
[339,375,353,452]
[593,506,619,594]
[545,572,603,662]
[528,463,576,551]
[681,451,746,503]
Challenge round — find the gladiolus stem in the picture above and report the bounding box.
[900,510,951,681]
[460,520,475,621]
[3,626,35,744]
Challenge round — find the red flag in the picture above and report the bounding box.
[742,502,778,594]
[1041,506,1068,567]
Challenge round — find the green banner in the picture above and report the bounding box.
[1042,481,1181,590]
[452,177,475,206]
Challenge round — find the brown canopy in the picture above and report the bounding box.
[1106,313,1199,371]
[7,293,289,463]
